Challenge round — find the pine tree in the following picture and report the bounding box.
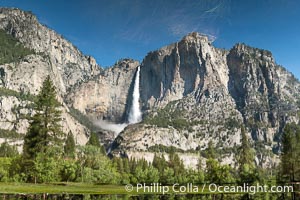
[197,157,203,172]
[23,75,62,159]
[153,153,167,175]
[238,127,255,169]
[123,158,130,174]
[206,141,216,160]
[87,132,100,147]
[0,142,18,157]
[237,127,257,184]
[279,123,300,200]
[280,123,300,182]
[168,149,185,183]
[129,157,137,174]
[205,140,218,183]
[64,132,76,158]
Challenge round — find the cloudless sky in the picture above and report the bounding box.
[1,0,299,78]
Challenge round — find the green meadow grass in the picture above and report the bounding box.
[0,183,211,195]
[0,182,126,195]
[0,182,296,196]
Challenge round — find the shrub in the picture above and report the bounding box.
[0,87,36,102]
[0,129,23,139]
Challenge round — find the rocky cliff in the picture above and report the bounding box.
[66,59,139,123]
[114,33,300,167]
[0,8,100,95]
[1,8,299,168]
[0,8,101,147]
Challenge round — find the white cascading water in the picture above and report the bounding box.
[128,66,142,124]
[105,66,142,154]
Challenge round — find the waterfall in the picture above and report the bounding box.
[106,66,142,155]
[128,66,142,124]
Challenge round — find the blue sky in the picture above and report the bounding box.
[1,0,299,78]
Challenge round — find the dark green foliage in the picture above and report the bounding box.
[148,144,184,153]
[168,150,185,177]
[0,142,18,157]
[112,157,124,173]
[153,149,186,184]
[237,127,258,184]
[23,118,45,159]
[152,153,168,175]
[280,123,300,183]
[152,153,171,183]
[144,113,190,130]
[238,127,255,169]
[11,146,63,183]
[9,156,35,182]
[205,141,217,159]
[23,76,63,159]
[130,158,160,184]
[0,29,34,65]
[77,145,120,184]
[206,158,235,184]
[64,132,76,158]
[143,102,195,131]
[0,129,23,139]
[201,140,224,160]
[225,118,241,129]
[87,132,100,147]
[0,87,36,102]
[203,142,235,184]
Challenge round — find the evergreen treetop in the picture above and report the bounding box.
[64,132,76,158]
[23,75,63,159]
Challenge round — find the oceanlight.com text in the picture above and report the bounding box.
[125,183,294,195]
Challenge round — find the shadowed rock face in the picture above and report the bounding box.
[227,44,300,142]
[66,59,140,123]
[140,33,232,109]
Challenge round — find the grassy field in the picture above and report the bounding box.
[0,182,129,195]
[0,182,297,196]
[0,183,214,195]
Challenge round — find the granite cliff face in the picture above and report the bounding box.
[141,32,231,109]
[227,44,300,143]
[0,8,99,94]
[0,8,101,147]
[114,33,300,167]
[66,59,139,123]
[0,8,140,150]
[0,8,299,168]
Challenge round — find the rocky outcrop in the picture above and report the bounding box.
[66,59,140,122]
[0,8,100,145]
[141,33,230,108]
[0,94,89,146]
[0,55,52,95]
[0,8,100,94]
[114,32,244,152]
[227,44,300,143]
[114,33,300,167]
